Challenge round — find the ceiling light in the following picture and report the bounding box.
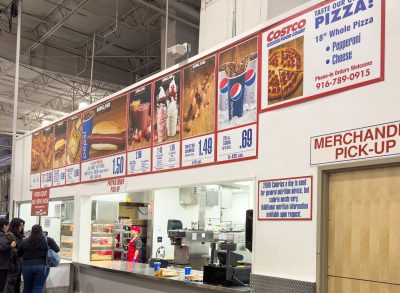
[78,101,89,109]
[41,119,52,127]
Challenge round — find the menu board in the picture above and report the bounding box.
[261,0,383,111]
[152,72,181,171]
[52,121,67,186]
[182,56,216,167]
[81,95,127,182]
[216,37,258,162]
[127,84,152,175]
[65,114,82,184]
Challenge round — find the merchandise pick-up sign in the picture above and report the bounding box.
[310,121,400,165]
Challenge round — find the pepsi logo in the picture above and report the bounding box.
[245,69,256,87]
[230,83,242,101]
[219,78,228,94]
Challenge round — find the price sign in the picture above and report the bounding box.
[40,171,53,188]
[81,153,126,182]
[30,173,41,190]
[127,148,151,175]
[66,164,80,184]
[52,167,66,186]
[152,142,180,171]
[217,124,257,162]
[182,134,215,167]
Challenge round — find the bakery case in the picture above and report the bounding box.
[90,223,115,261]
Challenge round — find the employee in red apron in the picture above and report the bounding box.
[126,226,142,263]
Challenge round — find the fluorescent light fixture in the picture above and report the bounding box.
[41,119,52,127]
[78,101,89,109]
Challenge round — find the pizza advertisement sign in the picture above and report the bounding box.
[261,0,384,111]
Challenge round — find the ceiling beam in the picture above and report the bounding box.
[132,0,199,29]
[29,0,90,51]
[0,96,67,116]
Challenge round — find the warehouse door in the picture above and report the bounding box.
[327,165,400,293]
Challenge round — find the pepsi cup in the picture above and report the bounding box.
[244,53,257,105]
[228,71,246,120]
[81,110,94,161]
[218,67,228,111]
[154,262,161,272]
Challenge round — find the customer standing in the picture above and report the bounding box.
[0,218,16,292]
[5,218,25,293]
[17,225,59,293]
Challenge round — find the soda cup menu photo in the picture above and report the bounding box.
[218,37,258,131]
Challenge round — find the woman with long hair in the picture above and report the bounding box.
[17,225,59,293]
[5,218,25,293]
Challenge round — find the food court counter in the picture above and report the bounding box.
[71,261,251,293]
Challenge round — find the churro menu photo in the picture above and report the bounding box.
[81,95,128,182]
[217,37,258,131]
[261,0,384,111]
[183,56,216,138]
[182,56,216,167]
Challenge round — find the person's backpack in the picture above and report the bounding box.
[45,236,60,267]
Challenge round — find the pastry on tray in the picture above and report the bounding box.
[154,268,179,277]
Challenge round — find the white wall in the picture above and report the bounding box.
[151,188,199,258]
[11,0,400,284]
[199,0,309,52]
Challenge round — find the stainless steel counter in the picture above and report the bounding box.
[72,261,251,293]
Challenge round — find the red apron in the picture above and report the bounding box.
[126,238,140,262]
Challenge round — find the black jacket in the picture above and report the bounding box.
[17,236,60,266]
[0,230,12,269]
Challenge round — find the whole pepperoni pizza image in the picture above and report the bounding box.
[268,37,304,103]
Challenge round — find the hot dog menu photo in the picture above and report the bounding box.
[53,121,67,186]
[182,56,216,167]
[127,85,152,175]
[153,72,181,171]
[217,37,258,163]
[261,0,384,111]
[40,125,55,187]
[81,95,128,182]
[30,131,42,189]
